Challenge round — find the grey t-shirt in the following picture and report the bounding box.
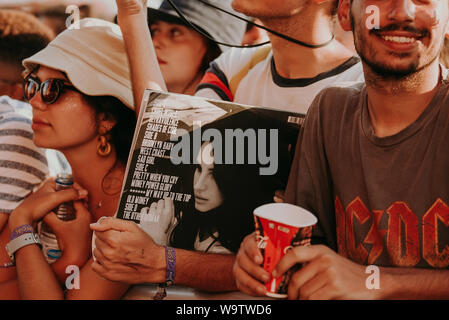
[285,80,449,269]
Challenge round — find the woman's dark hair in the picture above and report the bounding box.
[170,152,272,253]
[84,95,137,164]
[199,39,221,74]
[170,109,293,253]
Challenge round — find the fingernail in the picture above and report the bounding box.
[255,255,263,264]
[257,286,266,296]
[78,189,88,197]
[262,273,270,283]
[97,216,108,223]
[272,270,278,278]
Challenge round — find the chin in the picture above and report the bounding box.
[361,54,422,78]
[32,136,48,148]
[33,135,63,151]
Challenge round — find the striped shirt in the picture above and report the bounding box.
[0,97,48,213]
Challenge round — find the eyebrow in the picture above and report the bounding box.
[26,72,71,84]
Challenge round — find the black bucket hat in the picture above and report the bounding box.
[147,0,247,52]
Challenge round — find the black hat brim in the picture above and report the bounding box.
[147,7,191,28]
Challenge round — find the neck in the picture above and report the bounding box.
[262,13,354,79]
[365,60,442,138]
[61,140,124,220]
[168,72,203,95]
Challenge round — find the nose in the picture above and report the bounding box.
[388,0,415,22]
[193,170,207,192]
[152,31,167,50]
[29,90,47,111]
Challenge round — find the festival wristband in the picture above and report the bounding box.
[164,246,176,286]
[10,224,34,241]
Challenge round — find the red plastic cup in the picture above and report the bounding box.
[254,203,317,298]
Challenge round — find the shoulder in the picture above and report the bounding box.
[214,44,272,73]
[197,45,273,101]
[306,81,365,122]
[331,58,365,82]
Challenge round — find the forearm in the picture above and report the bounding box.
[9,216,63,299]
[381,267,449,299]
[173,249,237,292]
[0,213,8,233]
[51,252,89,286]
[117,11,167,114]
[15,244,63,299]
[0,279,20,299]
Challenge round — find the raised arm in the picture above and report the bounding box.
[116,0,167,115]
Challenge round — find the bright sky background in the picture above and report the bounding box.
[0,0,163,21]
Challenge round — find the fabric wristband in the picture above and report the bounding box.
[165,246,176,286]
[10,224,34,241]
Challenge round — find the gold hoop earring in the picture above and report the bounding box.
[97,135,111,157]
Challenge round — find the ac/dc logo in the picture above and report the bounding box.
[335,196,449,268]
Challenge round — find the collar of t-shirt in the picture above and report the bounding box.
[270,56,361,88]
[361,78,448,147]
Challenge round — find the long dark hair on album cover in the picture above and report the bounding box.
[169,109,293,253]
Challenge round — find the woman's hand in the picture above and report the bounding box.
[9,179,88,232]
[43,201,93,265]
[139,197,176,246]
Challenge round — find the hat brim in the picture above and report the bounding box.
[23,43,134,110]
[147,7,189,27]
[146,7,217,50]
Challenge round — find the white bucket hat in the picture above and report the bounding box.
[23,18,134,110]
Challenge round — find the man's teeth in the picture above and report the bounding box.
[381,35,416,44]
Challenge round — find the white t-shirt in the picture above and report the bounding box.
[196,44,364,114]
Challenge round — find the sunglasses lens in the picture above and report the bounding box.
[41,80,60,104]
[24,78,38,101]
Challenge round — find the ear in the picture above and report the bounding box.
[97,112,117,134]
[338,0,353,32]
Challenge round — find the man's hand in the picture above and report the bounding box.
[90,217,166,284]
[273,245,381,300]
[233,232,269,296]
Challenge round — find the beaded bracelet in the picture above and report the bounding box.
[10,224,34,241]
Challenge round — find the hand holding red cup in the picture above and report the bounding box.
[254,203,317,298]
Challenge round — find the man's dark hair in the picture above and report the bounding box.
[0,9,54,67]
[331,0,339,16]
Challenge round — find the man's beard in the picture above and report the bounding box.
[351,16,437,81]
[358,49,424,80]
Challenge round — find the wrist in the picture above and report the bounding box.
[8,211,33,234]
[378,268,399,299]
[164,246,176,286]
[152,246,167,283]
[117,9,147,25]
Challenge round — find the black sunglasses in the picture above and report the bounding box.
[23,75,81,104]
